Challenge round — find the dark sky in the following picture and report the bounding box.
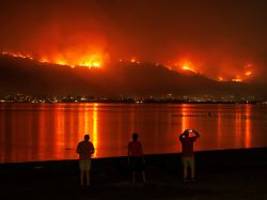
[1,0,267,80]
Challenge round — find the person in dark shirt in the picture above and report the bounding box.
[179,129,200,182]
[76,134,95,187]
[128,133,146,184]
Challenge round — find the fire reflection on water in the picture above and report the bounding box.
[92,104,98,157]
[245,104,252,148]
[0,103,262,163]
[181,104,189,133]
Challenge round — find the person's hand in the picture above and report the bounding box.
[193,129,200,136]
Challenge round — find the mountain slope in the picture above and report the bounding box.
[0,55,263,97]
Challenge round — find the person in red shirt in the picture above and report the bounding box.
[179,129,200,182]
[76,134,95,187]
[128,133,146,184]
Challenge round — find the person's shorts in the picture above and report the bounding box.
[79,159,91,171]
[182,156,195,168]
[130,157,145,172]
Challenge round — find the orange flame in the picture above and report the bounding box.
[1,51,105,69]
[245,71,252,76]
[1,50,258,82]
[130,57,141,64]
[218,76,224,81]
[171,59,198,74]
[232,76,243,82]
[182,65,196,72]
[130,58,137,63]
[2,51,34,60]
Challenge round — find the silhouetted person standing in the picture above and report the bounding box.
[77,134,95,187]
[179,129,200,182]
[128,133,146,184]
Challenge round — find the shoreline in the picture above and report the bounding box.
[1,147,267,168]
[1,147,267,199]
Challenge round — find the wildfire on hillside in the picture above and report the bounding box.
[166,58,256,83]
[0,50,256,83]
[1,50,106,69]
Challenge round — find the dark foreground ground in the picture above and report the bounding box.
[1,148,267,200]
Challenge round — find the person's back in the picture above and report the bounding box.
[76,134,95,187]
[128,133,146,184]
[179,129,200,182]
[128,140,143,157]
[179,134,198,157]
[77,140,94,160]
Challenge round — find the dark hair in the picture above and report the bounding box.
[183,129,190,136]
[84,134,90,141]
[132,133,139,141]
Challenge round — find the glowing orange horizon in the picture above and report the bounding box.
[2,51,104,69]
[169,58,257,83]
[1,50,257,83]
[39,53,104,68]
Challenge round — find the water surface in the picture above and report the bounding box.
[0,103,267,163]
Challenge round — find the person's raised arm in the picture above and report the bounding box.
[193,130,200,138]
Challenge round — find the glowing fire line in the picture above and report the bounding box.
[1,50,256,82]
[1,51,103,69]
